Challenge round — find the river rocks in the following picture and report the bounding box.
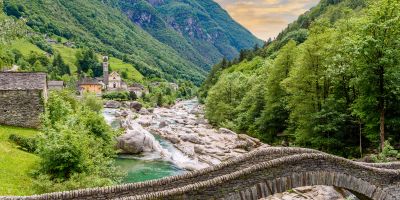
[176,144,195,157]
[105,100,121,108]
[159,121,168,128]
[129,101,142,111]
[139,108,150,115]
[120,110,129,117]
[194,145,205,154]
[179,134,202,144]
[165,135,180,144]
[113,99,266,170]
[261,186,351,200]
[219,128,236,135]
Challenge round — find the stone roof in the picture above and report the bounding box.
[47,81,64,87]
[0,72,47,90]
[78,78,102,85]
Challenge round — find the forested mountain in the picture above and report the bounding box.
[118,0,262,71]
[201,0,400,158]
[1,0,261,84]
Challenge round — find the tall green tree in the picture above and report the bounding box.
[76,49,102,77]
[205,72,250,126]
[256,40,297,142]
[282,22,335,150]
[351,0,400,151]
[52,53,71,77]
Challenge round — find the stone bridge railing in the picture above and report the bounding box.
[2,147,400,200]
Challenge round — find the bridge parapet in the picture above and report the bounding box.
[1,148,399,200]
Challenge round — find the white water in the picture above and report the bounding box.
[103,107,207,171]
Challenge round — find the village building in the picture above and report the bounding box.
[78,78,102,96]
[77,56,128,94]
[128,83,146,96]
[102,56,127,91]
[47,80,64,90]
[107,71,128,90]
[0,72,47,128]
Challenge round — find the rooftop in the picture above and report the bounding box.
[78,78,102,85]
[48,81,64,87]
[0,72,47,90]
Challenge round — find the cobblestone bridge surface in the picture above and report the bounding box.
[2,147,400,200]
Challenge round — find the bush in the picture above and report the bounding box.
[34,91,123,192]
[371,141,400,163]
[8,134,37,153]
[102,91,129,101]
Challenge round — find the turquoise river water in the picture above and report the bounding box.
[103,108,185,183]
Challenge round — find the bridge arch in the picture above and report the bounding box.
[120,153,399,200]
[2,148,399,200]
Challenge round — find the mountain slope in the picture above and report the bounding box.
[3,0,205,83]
[118,0,262,70]
[2,0,261,83]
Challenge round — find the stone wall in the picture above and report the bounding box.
[0,90,44,128]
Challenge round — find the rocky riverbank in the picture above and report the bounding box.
[112,99,268,170]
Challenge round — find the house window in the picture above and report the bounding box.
[113,83,116,88]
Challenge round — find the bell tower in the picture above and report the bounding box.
[103,56,109,88]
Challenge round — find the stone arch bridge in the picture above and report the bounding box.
[2,148,400,200]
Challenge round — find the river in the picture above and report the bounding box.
[103,107,185,183]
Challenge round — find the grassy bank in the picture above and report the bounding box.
[0,125,39,196]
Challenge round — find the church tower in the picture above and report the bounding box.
[103,56,109,88]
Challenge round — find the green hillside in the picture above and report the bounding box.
[3,0,206,84]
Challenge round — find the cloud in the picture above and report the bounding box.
[214,0,319,40]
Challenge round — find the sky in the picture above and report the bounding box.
[214,0,320,40]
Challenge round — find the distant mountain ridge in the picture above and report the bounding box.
[2,0,261,84]
[118,0,262,70]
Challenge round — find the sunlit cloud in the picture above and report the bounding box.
[215,0,319,40]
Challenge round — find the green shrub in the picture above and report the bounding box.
[102,91,129,101]
[34,91,123,192]
[8,134,37,153]
[371,141,400,163]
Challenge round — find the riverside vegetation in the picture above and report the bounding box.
[200,0,400,159]
[0,91,124,195]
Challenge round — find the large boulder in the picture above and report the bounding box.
[105,100,121,108]
[129,101,142,112]
[116,122,162,154]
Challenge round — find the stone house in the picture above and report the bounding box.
[128,83,146,96]
[47,80,64,90]
[0,72,47,128]
[78,78,102,96]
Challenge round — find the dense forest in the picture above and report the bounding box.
[201,0,400,158]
